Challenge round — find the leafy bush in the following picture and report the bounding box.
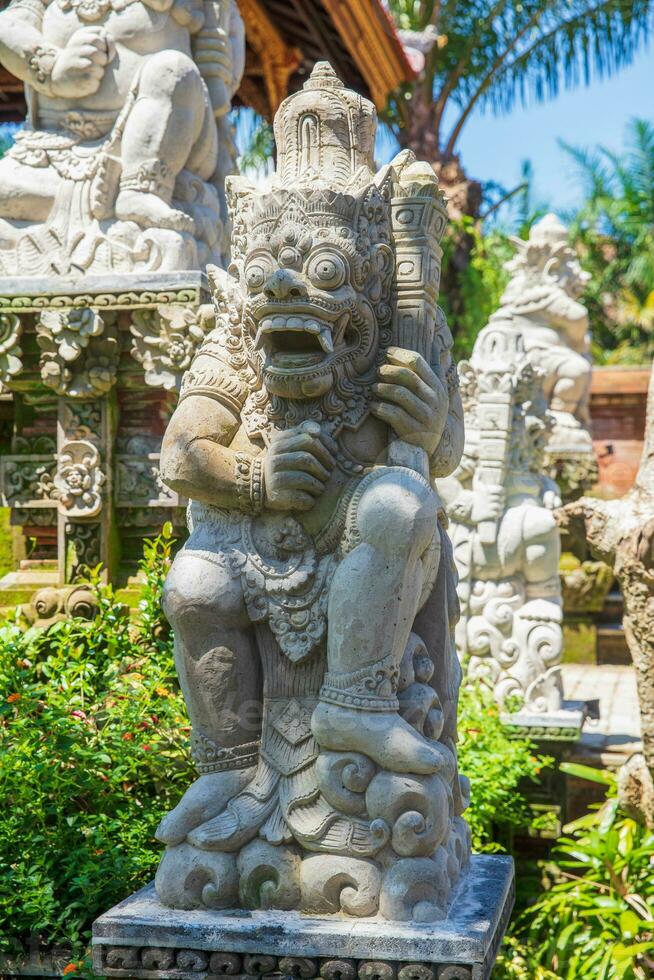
[0,507,13,578]
[0,525,194,961]
[458,681,551,851]
[499,764,654,979]
[440,219,513,359]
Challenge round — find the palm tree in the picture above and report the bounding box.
[563,118,654,360]
[387,0,654,213]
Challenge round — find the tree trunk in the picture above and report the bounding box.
[558,366,654,826]
[398,88,482,221]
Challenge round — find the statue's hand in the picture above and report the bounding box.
[371,347,448,457]
[264,421,336,512]
[542,485,562,511]
[51,27,115,99]
[471,485,505,524]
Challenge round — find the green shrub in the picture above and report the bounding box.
[499,765,654,979]
[0,524,194,961]
[458,680,551,852]
[0,507,13,578]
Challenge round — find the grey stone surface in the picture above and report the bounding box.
[92,855,514,979]
[0,271,209,309]
[502,702,586,741]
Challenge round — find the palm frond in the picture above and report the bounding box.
[487,0,654,117]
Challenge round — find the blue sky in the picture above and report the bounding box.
[452,41,654,215]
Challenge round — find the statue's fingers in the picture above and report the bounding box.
[317,428,339,457]
[296,420,338,457]
[277,471,325,496]
[74,26,108,47]
[385,347,440,390]
[370,400,418,438]
[284,433,335,470]
[88,44,111,65]
[290,492,315,511]
[372,382,431,425]
[377,364,439,406]
[76,43,105,60]
[276,451,330,481]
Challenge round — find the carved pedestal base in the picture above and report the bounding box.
[501,701,588,742]
[92,856,514,980]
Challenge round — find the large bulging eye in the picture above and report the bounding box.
[244,255,273,292]
[307,250,347,290]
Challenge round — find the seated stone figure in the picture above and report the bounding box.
[153,63,471,921]
[0,0,244,275]
[481,213,596,494]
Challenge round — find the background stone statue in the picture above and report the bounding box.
[0,0,244,275]
[482,213,596,497]
[153,63,471,921]
[439,320,564,714]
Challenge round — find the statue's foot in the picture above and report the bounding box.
[155,767,255,846]
[187,759,278,852]
[311,702,444,775]
[115,190,195,234]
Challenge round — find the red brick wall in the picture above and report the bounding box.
[590,366,651,498]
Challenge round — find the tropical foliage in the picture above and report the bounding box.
[386,0,654,173]
[563,118,654,363]
[0,527,193,966]
[439,218,512,358]
[499,765,654,979]
[457,680,551,851]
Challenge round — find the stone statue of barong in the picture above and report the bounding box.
[0,0,245,275]
[483,214,596,496]
[154,62,471,921]
[439,321,564,714]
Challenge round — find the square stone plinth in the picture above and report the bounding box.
[501,702,587,742]
[92,854,514,980]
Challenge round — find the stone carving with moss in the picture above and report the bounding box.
[154,64,471,921]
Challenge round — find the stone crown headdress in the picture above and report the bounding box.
[227,63,386,259]
[504,213,591,301]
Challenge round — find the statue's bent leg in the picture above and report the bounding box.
[312,468,447,775]
[116,50,212,233]
[0,156,59,222]
[543,347,591,422]
[156,549,261,845]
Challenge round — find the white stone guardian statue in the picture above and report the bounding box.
[482,214,596,495]
[0,0,244,274]
[152,63,472,922]
[439,321,565,714]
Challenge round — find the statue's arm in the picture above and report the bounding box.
[0,0,57,95]
[0,0,112,99]
[160,393,250,510]
[438,473,474,524]
[429,359,465,479]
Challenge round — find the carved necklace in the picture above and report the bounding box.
[57,0,138,22]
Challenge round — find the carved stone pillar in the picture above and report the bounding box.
[0,273,212,618]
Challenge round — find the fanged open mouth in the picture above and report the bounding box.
[254,312,349,369]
